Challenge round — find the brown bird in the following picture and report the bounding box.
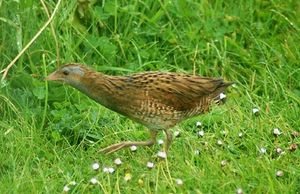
[45,64,232,154]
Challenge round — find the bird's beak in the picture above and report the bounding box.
[44,71,58,81]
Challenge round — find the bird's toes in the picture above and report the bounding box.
[98,143,124,154]
[98,146,111,154]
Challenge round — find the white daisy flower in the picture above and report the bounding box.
[90,178,98,185]
[92,162,100,170]
[157,151,167,159]
[114,158,122,165]
[273,128,281,136]
[217,140,223,145]
[198,130,204,137]
[175,178,183,186]
[69,181,76,186]
[259,147,267,154]
[196,121,202,127]
[63,185,70,192]
[174,131,180,137]
[276,170,284,177]
[252,108,259,115]
[130,145,137,151]
[146,162,154,169]
[219,93,226,100]
[236,188,243,194]
[158,139,164,145]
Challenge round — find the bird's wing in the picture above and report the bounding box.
[123,72,231,112]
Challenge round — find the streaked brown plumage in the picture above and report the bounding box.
[46,64,232,154]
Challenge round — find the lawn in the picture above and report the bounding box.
[0,0,299,193]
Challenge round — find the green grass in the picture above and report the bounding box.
[1,0,299,193]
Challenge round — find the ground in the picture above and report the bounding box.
[0,0,299,193]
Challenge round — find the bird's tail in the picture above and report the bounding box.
[212,81,234,104]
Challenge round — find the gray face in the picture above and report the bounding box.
[61,66,85,77]
[60,65,93,95]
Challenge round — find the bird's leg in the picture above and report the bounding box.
[99,130,158,154]
[163,129,173,153]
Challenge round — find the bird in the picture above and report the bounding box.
[45,63,232,154]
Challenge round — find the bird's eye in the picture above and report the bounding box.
[62,70,69,76]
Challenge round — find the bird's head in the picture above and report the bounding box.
[45,64,89,86]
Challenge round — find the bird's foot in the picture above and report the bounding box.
[99,142,127,155]
[98,139,156,155]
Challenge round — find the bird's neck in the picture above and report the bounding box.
[72,72,124,111]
